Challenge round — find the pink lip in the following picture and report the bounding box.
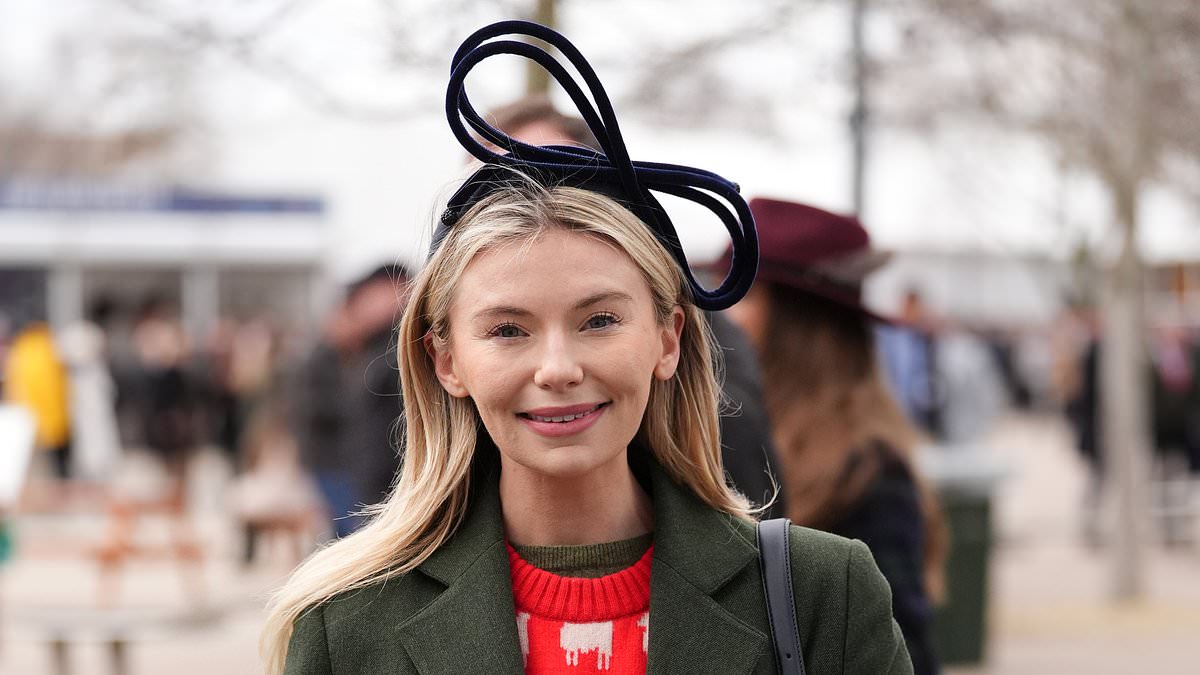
[517,402,609,438]
[522,402,607,417]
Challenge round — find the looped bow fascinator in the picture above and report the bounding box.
[434,20,758,311]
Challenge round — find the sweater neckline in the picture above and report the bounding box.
[512,532,652,578]
[507,542,653,622]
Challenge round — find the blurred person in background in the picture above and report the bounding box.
[57,297,123,482]
[90,296,204,599]
[878,288,944,439]
[225,316,284,456]
[130,295,200,486]
[1149,321,1200,546]
[933,321,1009,444]
[294,299,355,537]
[343,264,411,511]
[485,94,786,517]
[204,313,325,473]
[717,197,946,675]
[1150,322,1200,473]
[294,264,411,537]
[0,311,13,383]
[200,317,244,461]
[229,395,323,566]
[3,319,72,481]
[1051,301,1104,545]
[982,326,1034,410]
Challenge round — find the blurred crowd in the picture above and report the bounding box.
[1051,303,1200,546]
[0,262,413,573]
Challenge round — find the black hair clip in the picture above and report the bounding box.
[434,20,758,312]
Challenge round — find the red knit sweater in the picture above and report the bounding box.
[507,543,653,674]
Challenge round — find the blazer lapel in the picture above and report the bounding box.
[644,460,770,674]
[396,471,525,675]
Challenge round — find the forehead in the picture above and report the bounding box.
[510,119,575,146]
[451,229,650,315]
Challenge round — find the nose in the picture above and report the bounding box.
[532,332,584,390]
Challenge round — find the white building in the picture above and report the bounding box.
[0,181,330,340]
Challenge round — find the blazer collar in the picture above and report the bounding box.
[641,453,761,593]
[397,459,525,674]
[640,453,768,674]
[396,451,767,674]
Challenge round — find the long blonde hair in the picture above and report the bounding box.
[261,180,752,673]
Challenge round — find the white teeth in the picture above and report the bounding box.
[528,404,601,423]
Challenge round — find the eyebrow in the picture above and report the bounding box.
[472,290,635,321]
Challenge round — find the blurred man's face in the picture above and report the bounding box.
[477,121,576,159]
[508,120,575,147]
[324,303,358,351]
[902,292,924,319]
[352,279,407,340]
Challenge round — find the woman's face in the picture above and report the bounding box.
[431,228,683,480]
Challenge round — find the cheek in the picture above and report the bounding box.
[457,351,520,406]
[602,334,662,395]
[465,371,524,442]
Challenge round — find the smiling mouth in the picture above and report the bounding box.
[517,402,611,423]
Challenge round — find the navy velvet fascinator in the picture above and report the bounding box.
[434,20,758,312]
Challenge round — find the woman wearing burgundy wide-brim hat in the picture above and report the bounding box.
[715,197,947,675]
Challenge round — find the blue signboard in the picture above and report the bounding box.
[0,182,324,215]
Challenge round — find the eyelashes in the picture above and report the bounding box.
[583,312,621,330]
[485,322,524,339]
[484,312,623,339]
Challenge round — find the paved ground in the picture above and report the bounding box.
[946,414,1200,675]
[2,412,1197,674]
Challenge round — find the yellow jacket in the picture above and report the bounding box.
[3,323,71,449]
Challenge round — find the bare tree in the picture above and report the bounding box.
[113,0,534,123]
[104,0,832,132]
[0,10,200,178]
[878,0,1200,600]
[1,0,739,176]
[607,1,823,132]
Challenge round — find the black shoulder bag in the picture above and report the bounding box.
[757,518,807,675]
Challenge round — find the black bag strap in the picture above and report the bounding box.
[757,518,807,675]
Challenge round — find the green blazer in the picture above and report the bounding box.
[285,457,913,674]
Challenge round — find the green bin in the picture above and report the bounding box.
[932,489,992,665]
[920,446,1006,667]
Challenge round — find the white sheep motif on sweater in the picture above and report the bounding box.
[559,621,614,670]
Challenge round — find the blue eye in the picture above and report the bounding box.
[489,323,525,339]
[585,313,620,330]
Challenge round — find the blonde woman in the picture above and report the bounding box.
[263,22,912,675]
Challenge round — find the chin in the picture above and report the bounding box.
[512,442,626,481]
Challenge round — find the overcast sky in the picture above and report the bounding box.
[3,0,1197,279]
